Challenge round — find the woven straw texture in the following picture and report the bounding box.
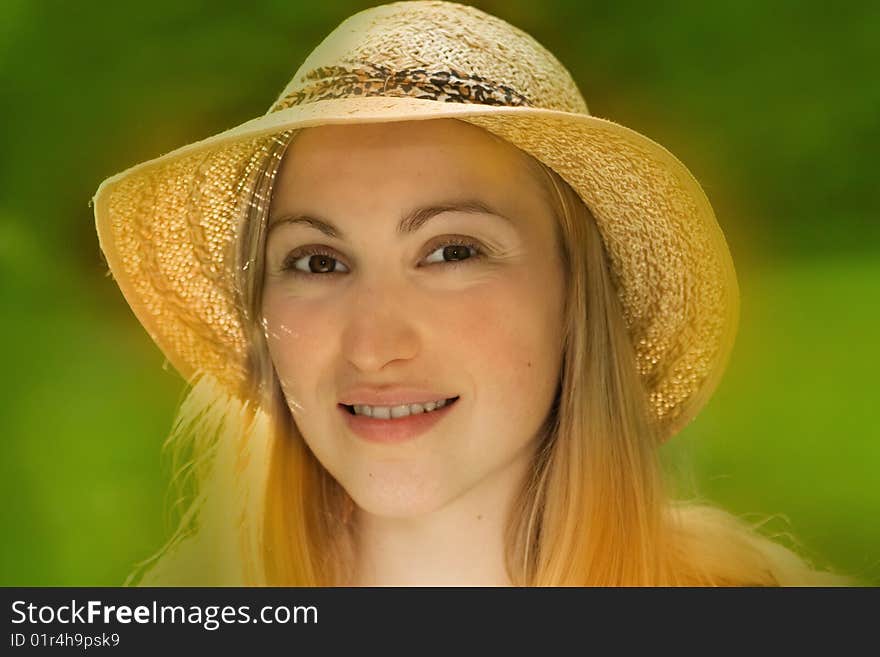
[93,0,739,441]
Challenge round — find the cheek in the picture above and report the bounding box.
[260,292,336,390]
[449,274,564,412]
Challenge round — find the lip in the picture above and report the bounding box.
[339,386,458,407]
[338,397,460,444]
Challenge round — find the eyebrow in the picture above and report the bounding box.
[267,200,514,239]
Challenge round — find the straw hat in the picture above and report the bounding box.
[92,0,739,442]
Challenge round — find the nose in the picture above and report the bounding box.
[339,277,421,373]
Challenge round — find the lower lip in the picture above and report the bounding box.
[338,398,459,444]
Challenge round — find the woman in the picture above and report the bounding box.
[93,1,849,586]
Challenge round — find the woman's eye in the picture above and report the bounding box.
[281,249,350,276]
[279,238,485,279]
[423,241,481,265]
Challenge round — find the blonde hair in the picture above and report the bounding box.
[128,125,853,587]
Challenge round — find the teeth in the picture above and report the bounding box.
[352,398,453,419]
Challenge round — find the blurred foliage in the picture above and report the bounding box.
[1,0,877,585]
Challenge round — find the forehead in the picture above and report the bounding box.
[271,119,545,211]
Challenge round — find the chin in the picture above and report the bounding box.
[346,473,452,519]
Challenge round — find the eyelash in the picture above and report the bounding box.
[279,237,487,279]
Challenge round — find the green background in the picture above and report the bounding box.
[1,0,877,585]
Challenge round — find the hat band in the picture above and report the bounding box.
[270,63,533,112]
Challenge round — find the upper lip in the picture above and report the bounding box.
[339,386,459,407]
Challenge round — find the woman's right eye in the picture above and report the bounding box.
[281,247,350,277]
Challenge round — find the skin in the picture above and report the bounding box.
[261,118,566,586]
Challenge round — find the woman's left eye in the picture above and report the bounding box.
[422,238,485,266]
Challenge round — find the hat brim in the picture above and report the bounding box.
[93,95,739,441]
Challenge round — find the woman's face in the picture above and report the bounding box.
[262,118,566,518]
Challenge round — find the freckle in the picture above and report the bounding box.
[527,361,532,368]
[477,514,483,520]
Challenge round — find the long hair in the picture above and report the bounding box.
[128,124,852,586]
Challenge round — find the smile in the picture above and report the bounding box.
[338,396,460,444]
[342,397,458,419]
